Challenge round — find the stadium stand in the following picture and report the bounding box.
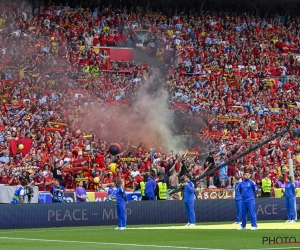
[1,0,300,199]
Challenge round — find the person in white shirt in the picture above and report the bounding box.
[130,165,140,178]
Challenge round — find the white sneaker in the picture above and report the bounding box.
[286,220,291,223]
[114,227,121,230]
[189,224,196,226]
[233,222,240,224]
[227,185,232,188]
[208,185,217,188]
[185,223,191,226]
[251,227,258,230]
[290,220,296,223]
[120,227,126,230]
[239,222,242,224]
[238,227,246,230]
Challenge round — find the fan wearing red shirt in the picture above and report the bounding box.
[8,173,19,186]
[45,172,56,191]
[0,171,8,184]
[71,139,83,157]
[123,172,133,189]
[63,173,74,189]
[114,31,121,45]
[100,34,107,46]
[106,34,115,46]
[34,169,46,191]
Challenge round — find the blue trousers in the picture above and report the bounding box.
[235,199,242,222]
[241,200,257,228]
[116,203,126,228]
[184,201,196,224]
[285,197,296,221]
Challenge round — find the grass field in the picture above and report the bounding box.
[1,221,300,250]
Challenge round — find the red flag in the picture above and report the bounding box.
[10,139,32,157]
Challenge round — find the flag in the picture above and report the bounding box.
[10,139,32,157]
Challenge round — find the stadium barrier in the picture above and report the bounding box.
[0,198,297,229]
[1,187,298,204]
[274,188,300,198]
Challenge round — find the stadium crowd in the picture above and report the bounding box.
[0,0,300,199]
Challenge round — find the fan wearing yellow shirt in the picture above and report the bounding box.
[103,26,110,33]
[19,65,30,80]
[0,19,6,26]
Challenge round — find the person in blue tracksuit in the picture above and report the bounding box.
[284,176,297,223]
[114,178,128,230]
[183,174,196,226]
[238,173,258,230]
[144,175,156,200]
[11,181,27,204]
[233,177,242,224]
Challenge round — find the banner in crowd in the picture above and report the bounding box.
[90,47,134,62]
[178,151,197,156]
[169,188,235,200]
[274,188,300,198]
[38,191,142,203]
[0,198,294,229]
[263,77,278,88]
[197,188,235,199]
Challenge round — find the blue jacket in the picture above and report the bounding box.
[107,187,117,201]
[11,186,24,204]
[235,181,242,201]
[184,180,195,202]
[51,185,64,202]
[285,182,296,199]
[238,179,258,202]
[145,178,156,198]
[116,184,127,204]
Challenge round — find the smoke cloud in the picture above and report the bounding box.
[80,69,186,153]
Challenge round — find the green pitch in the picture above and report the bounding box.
[0,221,299,250]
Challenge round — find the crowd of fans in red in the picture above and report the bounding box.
[0,1,300,195]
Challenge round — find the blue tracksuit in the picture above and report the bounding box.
[116,184,127,228]
[285,181,296,221]
[145,178,156,200]
[238,179,258,228]
[107,187,117,201]
[184,180,196,224]
[235,181,242,223]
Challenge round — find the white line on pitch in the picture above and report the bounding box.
[0,237,225,250]
[240,247,300,250]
